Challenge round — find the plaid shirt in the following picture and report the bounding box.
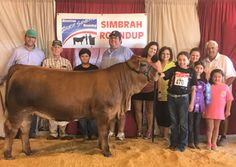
[42,56,72,71]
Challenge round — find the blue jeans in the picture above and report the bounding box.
[29,115,37,137]
[168,95,189,149]
[188,112,202,145]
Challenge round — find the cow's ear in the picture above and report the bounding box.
[127,55,142,71]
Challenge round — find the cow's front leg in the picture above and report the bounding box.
[3,119,19,160]
[20,117,33,156]
[97,119,111,157]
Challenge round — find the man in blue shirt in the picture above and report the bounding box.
[100,30,133,140]
[100,30,133,69]
[1,29,45,80]
[0,29,45,138]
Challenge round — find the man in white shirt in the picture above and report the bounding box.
[204,40,236,146]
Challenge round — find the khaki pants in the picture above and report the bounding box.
[49,120,68,137]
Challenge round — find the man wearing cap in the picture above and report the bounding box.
[1,29,45,82]
[0,28,45,138]
[42,40,73,140]
[100,30,133,141]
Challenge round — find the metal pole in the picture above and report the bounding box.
[152,81,157,142]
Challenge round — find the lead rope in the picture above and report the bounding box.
[0,89,5,115]
[152,81,157,142]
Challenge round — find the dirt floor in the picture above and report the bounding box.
[1,136,236,167]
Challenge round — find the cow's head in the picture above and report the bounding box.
[126,55,159,81]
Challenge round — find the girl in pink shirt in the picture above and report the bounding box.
[204,69,234,150]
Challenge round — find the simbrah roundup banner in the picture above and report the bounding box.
[57,13,147,48]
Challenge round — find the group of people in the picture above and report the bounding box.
[0,29,133,141]
[142,41,235,152]
[0,29,235,153]
[126,39,235,152]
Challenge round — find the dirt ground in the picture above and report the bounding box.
[1,136,236,167]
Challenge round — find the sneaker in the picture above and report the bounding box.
[188,143,196,149]
[89,135,98,140]
[163,137,169,143]
[47,135,59,140]
[163,137,169,145]
[177,147,186,152]
[206,143,212,150]
[30,133,37,139]
[211,144,218,151]
[168,145,176,151]
[137,131,143,138]
[195,144,200,149]
[108,131,115,138]
[116,132,125,141]
[211,146,218,151]
[60,135,74,140]
[217,135,227,146]
[144,131,151,140]
[83,135,89,140]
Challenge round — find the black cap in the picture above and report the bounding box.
[109,30,121,38]
[52,40,62,47]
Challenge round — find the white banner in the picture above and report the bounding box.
[57,13,147,48]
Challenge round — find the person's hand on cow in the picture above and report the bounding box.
[158,72,165,78]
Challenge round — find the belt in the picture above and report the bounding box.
[168,93,189,98]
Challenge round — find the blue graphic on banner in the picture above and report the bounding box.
[61,19,97,46]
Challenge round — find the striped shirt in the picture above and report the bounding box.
[42,56,72,71]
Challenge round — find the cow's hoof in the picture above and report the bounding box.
[103,151,112,157]
[4,156,14,160]
[4,152,13,160]
[23,150,33,156]
[98,143,102,150]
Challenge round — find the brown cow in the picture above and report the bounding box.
[3,55,158,159]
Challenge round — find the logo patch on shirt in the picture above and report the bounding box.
[221,91,226,97]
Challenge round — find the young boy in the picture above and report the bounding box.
[160,51,197,152]
[74,48,98,140]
